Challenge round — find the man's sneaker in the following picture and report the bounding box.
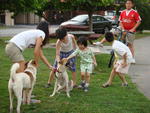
[122,83,128,87]
[78,82,85,89]
[84,86,89,92]
[44,83,52,88]
[131,58,136,64]
[102,83,110,88]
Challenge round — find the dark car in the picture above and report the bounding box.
[60,14,112,33]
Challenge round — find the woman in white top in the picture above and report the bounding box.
[45,28,77,88]
[5,21,53,72]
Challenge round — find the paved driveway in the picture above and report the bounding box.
[129,37,150,99]
[0,25,59,37]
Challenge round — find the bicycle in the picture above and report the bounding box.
[108,27,134,68]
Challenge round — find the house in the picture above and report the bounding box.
[0,10,41,26]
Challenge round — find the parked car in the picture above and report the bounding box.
[60,14,112,34]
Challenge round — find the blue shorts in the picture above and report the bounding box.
[53,50,76,72]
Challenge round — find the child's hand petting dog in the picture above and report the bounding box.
[61,58,68,63]
[49,65,54,70]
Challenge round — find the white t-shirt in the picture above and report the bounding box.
[60,34,74,52]
[112,40,133,63]
[10,29,45,51]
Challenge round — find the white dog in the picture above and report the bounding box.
[50,59,73,98]
[8,60,37,113]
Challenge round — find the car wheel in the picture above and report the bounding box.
[103,26,109,34]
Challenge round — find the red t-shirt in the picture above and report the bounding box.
[119,9,141,31]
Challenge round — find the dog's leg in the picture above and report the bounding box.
[69,80,73,91]
[50,79,58,97]
[16,95,22,113]
[56,84,61,92]
[22,90,27,104]
[15,89,22,113]
[27,87,33,105]
[14,85,23,113]
[56,84,64,93]
[64,73,70,98]
[8,87,14,113]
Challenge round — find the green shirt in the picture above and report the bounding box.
[71,48,94,64]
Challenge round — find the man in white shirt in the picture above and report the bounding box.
[102,32,133,88]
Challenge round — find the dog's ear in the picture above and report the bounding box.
[25,61,29,68]
[31,60,36,65]
[61,59,67,65]
[59,60,63,65]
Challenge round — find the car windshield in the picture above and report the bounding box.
[71,15,88,22]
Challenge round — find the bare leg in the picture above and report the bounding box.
[118,73,128,84]
[78,72,85,88]
[47,70,55,84]
[128,43,134,57]
[85,73,90,84]
[81,72,85,81]
[71,72,76,86]
[105,68,117,85]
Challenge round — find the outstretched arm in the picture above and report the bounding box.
[92,55,97,67]
[63,49,78,62]
[55,40,61,62]
[34,37,43,67]
[39,49,53,70]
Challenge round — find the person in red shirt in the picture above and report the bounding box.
[119,0,141,63]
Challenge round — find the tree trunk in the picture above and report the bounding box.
[88,12,93,31]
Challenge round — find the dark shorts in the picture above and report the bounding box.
[53,50,76,72]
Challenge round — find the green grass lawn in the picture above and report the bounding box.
[1,37,150,113]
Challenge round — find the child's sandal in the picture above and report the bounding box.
[102,83,110,88]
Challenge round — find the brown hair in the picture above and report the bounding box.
[126,0,134,4]
[36,21,50,46]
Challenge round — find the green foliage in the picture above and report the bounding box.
[134,0,150,30]
[0,0,48,16]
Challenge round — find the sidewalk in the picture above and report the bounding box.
[0,25,59,37]
[129,36,150,99]
[44,43,112,54]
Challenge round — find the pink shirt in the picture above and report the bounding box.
[119,9,141,31]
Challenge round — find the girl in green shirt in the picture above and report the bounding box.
[64,36,97,92]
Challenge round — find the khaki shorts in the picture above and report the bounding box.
[114,60,130,74]
[126,33,135,45]
[5,42,24,62]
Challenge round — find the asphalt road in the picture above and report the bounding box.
[129,37,150,99]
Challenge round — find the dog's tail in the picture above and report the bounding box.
[10,63,20,82]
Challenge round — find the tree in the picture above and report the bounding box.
[134,0,150,31]
[44,0,115,31]
[0,0,48,16]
